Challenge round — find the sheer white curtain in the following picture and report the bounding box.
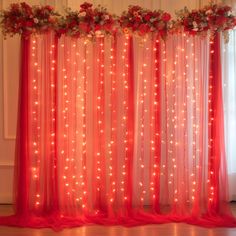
[222,29,236,201]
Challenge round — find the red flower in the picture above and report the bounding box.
[216,16,227,25]
[217,8,225,15]
[80,2,93,10]
[129,5,142,14]
[23,21,34,27]
[144,13,152,21]
[217,6,231,15]
[162,12,171,22]
[152,11,160,18]
[134,16,141,23]
[139,23,150,34]
[94,24,101,31]
[45,5,54,12]
[69,20,77,28]
[10,3,19,11]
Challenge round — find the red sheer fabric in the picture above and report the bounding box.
[0,32,235,230]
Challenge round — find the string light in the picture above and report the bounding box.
[27,31,220,214]
[108,36,117,211]
[122,35,130,204]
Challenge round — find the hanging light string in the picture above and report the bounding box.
[150,35,161,212]
[31,36,41,208]
[108,35,117,212]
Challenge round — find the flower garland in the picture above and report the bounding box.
[174,2,236,42]
[0,1,236,41]
[119,5,171,39]
[56,2,116,37]
[0,2,59,37]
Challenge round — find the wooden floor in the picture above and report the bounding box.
[0,204,236,236]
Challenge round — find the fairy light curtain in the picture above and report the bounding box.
[0,2,236,230]
[0,31,233,229]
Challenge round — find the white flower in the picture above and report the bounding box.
[33,18,39,24]
[104,15,110,20]
[79,12,86,17]
[206,9,213,15]
[192,21,198,28]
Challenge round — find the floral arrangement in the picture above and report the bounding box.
[56,2,116,37]
[119,5,171,38]
[174,3,236,41]
[0,2,59,37]
[0,2,235,41]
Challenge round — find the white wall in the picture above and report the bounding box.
[0,0,221,203]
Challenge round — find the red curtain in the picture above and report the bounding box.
[0,32,235,230]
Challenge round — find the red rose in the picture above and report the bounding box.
[223,6,231,12]
[127,22,133,28]
[46,5,54,11]
[209,15,217,23]
[80,2,93,10]
[134,16,141,23]
[162,12,171,22]
[153,11,160,18]
[10,3,20,11]
[216,16,227,25]
[144,13,151,21]
[95,24,101,31]
[69,20,77,28]
[217,8,226,15]
[23,21,34,27]
[139,23,150,34]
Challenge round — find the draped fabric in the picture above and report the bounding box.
[0,32,235,230]
[222,29,236,201]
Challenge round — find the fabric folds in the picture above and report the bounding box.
[0,32,235,230]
